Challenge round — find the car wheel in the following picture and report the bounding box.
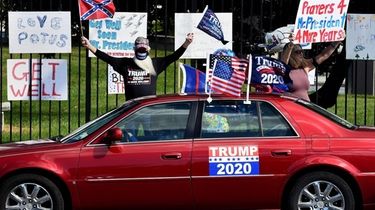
[0,173,64,210]
[287,171,355,210]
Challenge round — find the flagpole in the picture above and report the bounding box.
[207,59,217,103]
[244,54,252,104]
[205,53,210,94]
[78,0,84,37]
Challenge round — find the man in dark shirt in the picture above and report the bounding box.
[81,33,193,100]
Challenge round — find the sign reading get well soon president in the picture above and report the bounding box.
[293,0,350,44]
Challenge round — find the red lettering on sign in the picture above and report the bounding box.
[12,61,28,81]
[302,1,335,15]
[337,0,347,14]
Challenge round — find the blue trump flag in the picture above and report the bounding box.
[197,5,229,45]
[180,64,206,94]
[250,56,292,93]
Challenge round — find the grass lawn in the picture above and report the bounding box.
[1,46,374,143]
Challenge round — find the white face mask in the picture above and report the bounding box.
[135,51,149,60]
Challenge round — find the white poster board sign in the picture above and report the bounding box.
[7,59,68,101]
[108,65,124,94]
[8,12,71,54]
[346,14,375,60]
[293,0,349,44]
[89,12,147,57]
[175,13,232,59]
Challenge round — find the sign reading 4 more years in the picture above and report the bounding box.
[8,12,71,54]
[293,0,349,44]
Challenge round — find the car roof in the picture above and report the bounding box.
[131,92,299,103]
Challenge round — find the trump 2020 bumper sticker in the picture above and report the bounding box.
[209,145,259,176]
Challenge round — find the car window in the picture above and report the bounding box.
[259,101,296,137]
[61,100,138,143]
[200,100,296,138]
[201,100,261,138]
[296,99,356,129]
[115,102,192,142]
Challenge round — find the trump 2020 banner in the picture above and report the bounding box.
[293,0,349,44]
[197,5,229,45]
[7,59,68,101]
[250,56,292,93]
[209,145,259,176]
[8,12,71,54]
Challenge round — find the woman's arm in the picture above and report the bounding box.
[314,42,341,65]
[280,42,294,64]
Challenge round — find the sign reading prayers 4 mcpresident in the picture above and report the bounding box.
[293,0,350,44]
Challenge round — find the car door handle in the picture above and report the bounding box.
[161,152,182,160]
[271,150,292,156]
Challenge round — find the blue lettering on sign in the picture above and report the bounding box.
[101,40,133,50]
[37,15,47,28]
[105,20,121,30]
[90,20,103,30]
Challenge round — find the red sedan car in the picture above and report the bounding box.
[0,93,375,210]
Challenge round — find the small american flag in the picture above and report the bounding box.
[210,55,248,97]
[79,0,116,20]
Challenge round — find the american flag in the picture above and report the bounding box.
[210,55,248,97]
[79,0,116,20]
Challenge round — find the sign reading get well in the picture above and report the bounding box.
[293,0,350,44]
[7,59,68,101]
[8,12,71,54]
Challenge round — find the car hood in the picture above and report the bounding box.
[357,126,375,131]
[0,139,58,154]
[353,126,375,138]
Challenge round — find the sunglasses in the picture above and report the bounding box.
[293,50,303,54]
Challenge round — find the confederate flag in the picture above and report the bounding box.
[79,0,116,20]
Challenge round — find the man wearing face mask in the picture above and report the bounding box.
[81,33,194,100]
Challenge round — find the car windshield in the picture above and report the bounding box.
[60,100,138,143]
[296,99,357,129]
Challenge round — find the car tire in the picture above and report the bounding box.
[0,173,64,210]
[287,171,355,210]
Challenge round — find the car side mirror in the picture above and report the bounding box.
[103,127,123,144]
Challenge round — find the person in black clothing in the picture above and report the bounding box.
[81,33,194,100]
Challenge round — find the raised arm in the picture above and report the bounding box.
[81,36,97,54]
[280,42,294,64]
[158,33,194,72]
[314,41,342,65]
[81,36,128,70]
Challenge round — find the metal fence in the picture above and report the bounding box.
[0,0,375,143]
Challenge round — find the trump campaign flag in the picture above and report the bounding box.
[180,64,206,94]
[250,56,292,93]
[210,55,248,97]
[197,6,229,45]
[79,0,116,20]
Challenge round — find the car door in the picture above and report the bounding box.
[191,99,306,210]
[76,101,197,210]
